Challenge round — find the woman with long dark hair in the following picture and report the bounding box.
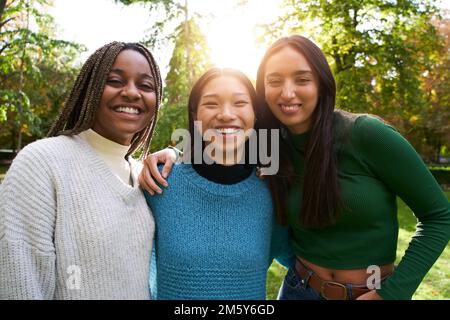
[144,68,292,300]
[255,35,450,300]
[143,35,450,300]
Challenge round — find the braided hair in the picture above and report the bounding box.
[48,41,163,158]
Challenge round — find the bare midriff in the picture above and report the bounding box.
[299,257,394,286]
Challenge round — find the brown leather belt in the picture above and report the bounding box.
[295,259,372,300]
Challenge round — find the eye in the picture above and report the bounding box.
[235,100,249,107]
[139,83,155,91]
[106,78,123,86]
[201,101,219,108]
[295,77,311,84]
[266,78,282,86]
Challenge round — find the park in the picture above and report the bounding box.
[0,0,449,300]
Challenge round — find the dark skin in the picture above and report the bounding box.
[93,49,156,146]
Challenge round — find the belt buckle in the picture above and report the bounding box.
[320,281,348,300]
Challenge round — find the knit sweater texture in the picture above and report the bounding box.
[0,135,154,299]
[145,164,292,300]
[78,129,132,185]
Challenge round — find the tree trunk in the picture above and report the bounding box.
[0,0,7,22]
[436,141,441,164]
[16,0,30,151]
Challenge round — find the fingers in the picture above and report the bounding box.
[154,148,177,163]
[144,163,163,194]
[138,167,154,196]
[140,157,163,194]
[256,167,265,180]
[168,148,178,162]
[148,155,168,187]
[161,160,174,179]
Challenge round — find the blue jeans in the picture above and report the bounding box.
[277,266,324,300]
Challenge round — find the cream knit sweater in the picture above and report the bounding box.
[0,134,154,300]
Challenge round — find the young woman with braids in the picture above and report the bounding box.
[142,35,450,300]
[0,41,162,299]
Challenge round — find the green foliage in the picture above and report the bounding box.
[151,18,212,151]
[429,167,450,188]
[116,0,189,49]
[258,0,448,162]
[417,17,450,162]
[118,0,212,152]
[0,0,83,150]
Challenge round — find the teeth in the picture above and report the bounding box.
[281,104,301,111]
[216,128,240,134]
[116,106,140,114]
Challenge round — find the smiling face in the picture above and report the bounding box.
[196,75,255,162]
[264,46,319,134]
[92,49,156,145]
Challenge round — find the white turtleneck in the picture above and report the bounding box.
[78,129,132,186]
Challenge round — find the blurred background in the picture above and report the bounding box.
[0,0,449,299]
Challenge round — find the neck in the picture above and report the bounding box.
[215,149,245,166]
[206,145,246,166]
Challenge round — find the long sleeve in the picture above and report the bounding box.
[354,116,450,300]
[270,217,295,268]
[0,144,57,299]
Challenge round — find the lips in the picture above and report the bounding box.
[216,127,241,135]
[112,104,144,115]
[279,104,302,114]
[214,126,242,135]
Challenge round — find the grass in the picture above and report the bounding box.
[266,191,450,300]
[1,164,448,299]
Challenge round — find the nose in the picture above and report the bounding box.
[216,104,237,122]
[121,82,141,101]
[281,81,295,100]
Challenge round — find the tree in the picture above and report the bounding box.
[117,0,212,151]
[151,18,212,151]
[418,15,450,162]
[258,0,445,161]
[0,0,82,151]
[0,0,6,22]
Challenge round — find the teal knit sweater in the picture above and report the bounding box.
[145,164,292,300]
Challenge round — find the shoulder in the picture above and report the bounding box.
[12,136,76,167]
[18,135,80,158]
[333,110,395,138]
[353,114,396,133]
[351,114,405,147]
[156,162,185,181]
[143,163,188,205]
[332,110,400,145]
[6,135,88,183]
[0,138,73,195]
[343,114,420,165]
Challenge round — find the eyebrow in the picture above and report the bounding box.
[109,68,154,80]
[201,93,249,99]
[266,70,313,78]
